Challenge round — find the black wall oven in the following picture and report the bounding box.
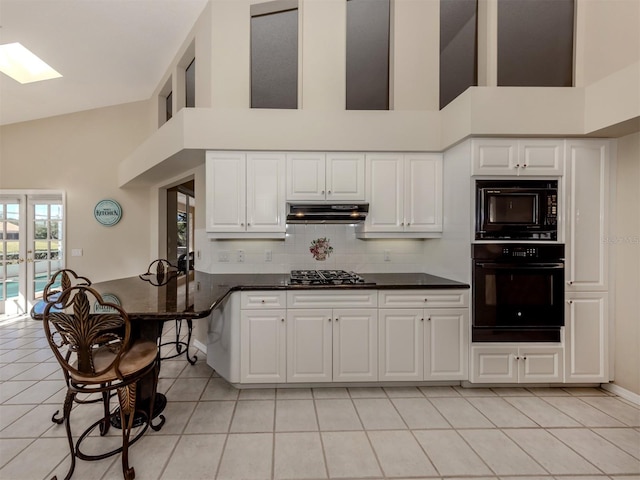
[472,243,565,342]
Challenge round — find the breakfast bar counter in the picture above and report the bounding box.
[91,271,469,321]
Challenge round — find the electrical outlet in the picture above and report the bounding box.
[218,251,230,262]
[237,250,245,263]
[264,250,272,262]
[384,250,391,262]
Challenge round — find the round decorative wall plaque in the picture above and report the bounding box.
[94,199,122,226]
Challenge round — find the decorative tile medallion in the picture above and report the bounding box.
[310,237,333,261]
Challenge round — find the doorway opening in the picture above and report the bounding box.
[166,181,195,274]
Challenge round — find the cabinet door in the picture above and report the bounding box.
[378,309,423,380]
[471,346,519,383]
[325,153,365,201]
[333,309,378,382]
[424,308,468,380]
[518,139,564,175]
[471,139,517,175]
[365,154,404,232]
[565,140,609,291]
[404,154,443,232]
[565,292,608,383]
[287,309,332,382]
[205,152,246,232]
[240,309,286,383]
[517,347,563,383]
[246,153,286,233]
[286,153,326,201]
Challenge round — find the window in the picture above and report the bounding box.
[497,0,574,86]
[346,0,390,110]
[185,58,195,108]
[440,0,478,109]
[250,1,298,109]
[166,91,173,121]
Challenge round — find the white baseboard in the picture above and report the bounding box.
[193,339,207,356]
[601,382,640,405]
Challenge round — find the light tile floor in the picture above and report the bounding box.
[1,314,639,480]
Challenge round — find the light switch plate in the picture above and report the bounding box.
[71,248,83,257]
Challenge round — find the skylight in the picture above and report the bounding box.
[0,42,62,84]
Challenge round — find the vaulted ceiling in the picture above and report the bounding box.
[0,0,207,126]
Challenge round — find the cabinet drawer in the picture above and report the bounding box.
[378,290,468,308]
[241,291,286,309]
[287,290,377,308]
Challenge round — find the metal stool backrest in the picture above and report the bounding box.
[139,259,178,286]
[42,285,131,382]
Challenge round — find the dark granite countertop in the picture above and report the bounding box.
[91,271,469,320]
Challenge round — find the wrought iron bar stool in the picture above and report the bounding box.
[43,285,160,480]
[30,269,103,425]
[139,259,197,365]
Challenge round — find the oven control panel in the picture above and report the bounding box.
[473,243,565,261]
[502,246,538,258]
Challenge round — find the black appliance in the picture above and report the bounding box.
[289,270,373,286]
[476,179,558,240]
[472,243,564,342]
[286,203,369,224]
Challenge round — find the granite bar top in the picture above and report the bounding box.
[91,272,469,320]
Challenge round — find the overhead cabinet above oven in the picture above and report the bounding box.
[472,139,564,176]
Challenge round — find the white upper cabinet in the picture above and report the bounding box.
[472,139,564,176]
[564,140,610,291]
[358,153,442,238]
[404,154,443,232]
[206,151,246,234]
[206,151,286,238]
[286,152,365,201]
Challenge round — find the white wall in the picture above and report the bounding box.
[612,132,640,395]
[0,102,154,282]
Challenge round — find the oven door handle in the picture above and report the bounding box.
[476,262,564,269]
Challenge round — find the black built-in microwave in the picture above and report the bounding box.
[476,179,558,240]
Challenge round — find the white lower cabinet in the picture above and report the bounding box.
[424,309,468,380]
[379,308,468,381]
[565,292,608,383]
[236,289,470,385]
[379,309,424,380]
[378,290,469,381]
[471,345,564,383]
[286,290,378,383]
[287,308,378,383]
[239,292,287,384]
[240,309,286,383]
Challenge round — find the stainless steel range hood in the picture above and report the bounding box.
[286,203,369,224]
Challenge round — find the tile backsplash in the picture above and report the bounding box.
[196,224,427,274]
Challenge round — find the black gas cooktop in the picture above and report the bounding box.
[288,270,374,286]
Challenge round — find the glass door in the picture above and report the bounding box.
[0,198,23,315]
[0,193,64,315]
